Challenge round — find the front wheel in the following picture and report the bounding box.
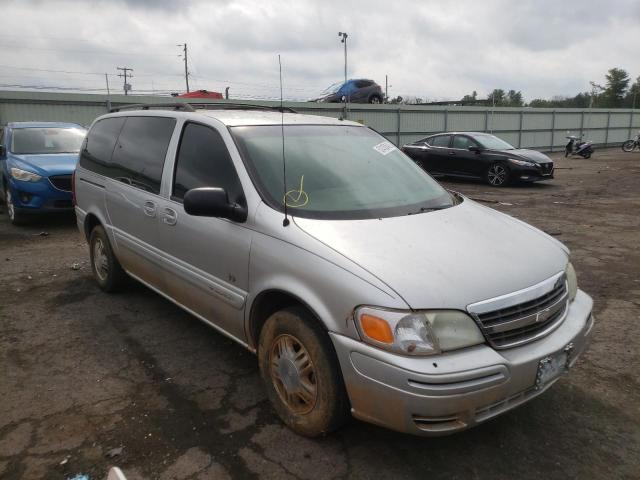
[5,189,26,225]
[622,140,636,152]
[258,307,349,437]
[369,95,382,104]
[486,163,510,187]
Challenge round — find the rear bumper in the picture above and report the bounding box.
[330,289,593,436]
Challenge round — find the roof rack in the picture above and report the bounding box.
[190,102,298,114]
[109,102,297,114]
[109,103,195,113]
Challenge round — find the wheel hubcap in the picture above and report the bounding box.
[93,238,109,281]
[6,190,15,220]
[488,165,506,185]
[270,334,317,414]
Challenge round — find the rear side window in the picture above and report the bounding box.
[110,117,176,195]
[172,122,244,204]
[80,117,126,175]
[430,135,451,147]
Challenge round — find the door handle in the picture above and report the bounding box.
[143,201,156,217]
[162,207,178,226]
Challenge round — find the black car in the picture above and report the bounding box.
[401,132,554,186]
[311,79,384,104]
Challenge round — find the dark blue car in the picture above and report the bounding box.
[0,122,86,224]
[312,79,384,104]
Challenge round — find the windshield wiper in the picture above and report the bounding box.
[406,205,450,215]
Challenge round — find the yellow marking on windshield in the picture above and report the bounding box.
[284,175,309,208]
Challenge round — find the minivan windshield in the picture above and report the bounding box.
[11,127,86,155]
[470,133,515,150]
[231,125,455,220]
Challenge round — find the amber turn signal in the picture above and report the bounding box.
[360,314,394,344]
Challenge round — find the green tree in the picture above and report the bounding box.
[487,89,506,106]
[602,68,630,107]
[461,90,478,102]
[506,90,524,107]
[625,76,640,108]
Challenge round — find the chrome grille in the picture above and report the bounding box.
[49,174,72,192]
[469,274,568,349]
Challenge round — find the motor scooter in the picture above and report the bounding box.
[565,135,594,158]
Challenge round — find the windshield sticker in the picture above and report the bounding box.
[284,175,309,208]
[373,141,396,156]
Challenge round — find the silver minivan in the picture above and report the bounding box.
[74,104,594,437]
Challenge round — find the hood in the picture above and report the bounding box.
[294,199,568,310]
[488,148,552,164]
[9,153,78,176]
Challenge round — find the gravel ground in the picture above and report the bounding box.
[1,148,639,480]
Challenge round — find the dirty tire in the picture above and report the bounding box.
[258,307,350,437]
[89,224,127,292]
[5,189,26,225]
[486,162,510,187]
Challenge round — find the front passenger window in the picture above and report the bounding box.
[453,136,475,150]
[172,123,244,204]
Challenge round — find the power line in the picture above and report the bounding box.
[0,64,116,76]
[0,43,175,57]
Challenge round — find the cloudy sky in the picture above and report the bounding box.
[1,0,639,102]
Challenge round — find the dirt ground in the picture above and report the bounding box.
[1,148,639,480]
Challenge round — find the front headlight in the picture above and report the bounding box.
[354,307,485,356]
[508,158,536,167]
[566,262,578,302]
[10,167,42,182]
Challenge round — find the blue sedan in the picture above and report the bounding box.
[0,122,86,224]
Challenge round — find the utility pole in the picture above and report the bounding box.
[385,75,388,103]
[117,67,133,95]
[104,73,111,111]
[178,43,190,93]
[338,32,348,87]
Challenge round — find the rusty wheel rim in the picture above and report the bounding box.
[269,334,317,414]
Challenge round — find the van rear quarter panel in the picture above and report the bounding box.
[75,167,111,242]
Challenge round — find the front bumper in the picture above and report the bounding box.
[330,289,593,436]
[511,164,554,182]
[9,177,73,213]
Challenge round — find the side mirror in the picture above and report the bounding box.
[183,187,247,222]
[468,145,481,153]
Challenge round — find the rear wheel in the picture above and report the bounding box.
[89,225,127,292]
[258,307,349,437]
[622,140,636,152]
[369,95,382,104]
[486,163,510,187]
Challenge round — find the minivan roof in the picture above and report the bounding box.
[196,109,361,127]
[103,106,362,128]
